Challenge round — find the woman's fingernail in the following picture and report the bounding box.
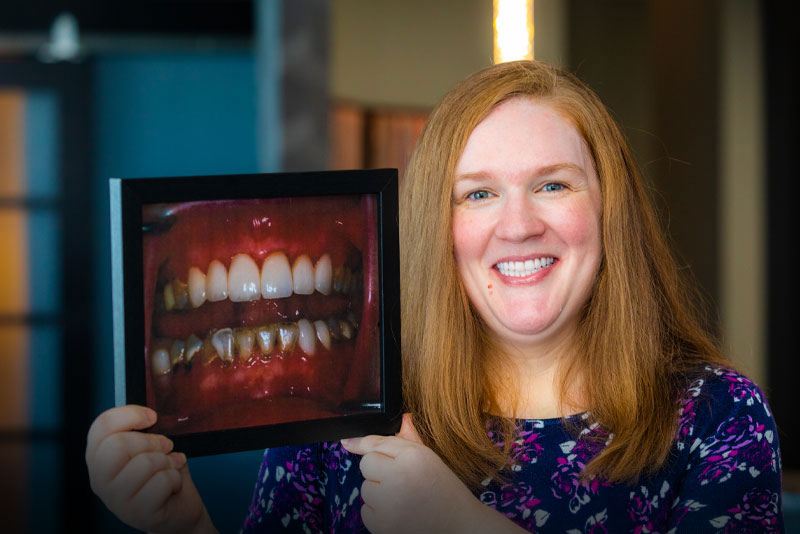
[340,438,351,447]
[161,438,174,452]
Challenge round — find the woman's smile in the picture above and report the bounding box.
[493,256,558,284]
[452,97,603,349]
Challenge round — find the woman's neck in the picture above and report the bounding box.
[490,332,586,420]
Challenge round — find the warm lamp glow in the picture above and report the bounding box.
[493,0,534,63]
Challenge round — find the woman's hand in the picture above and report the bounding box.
[86,405,217,534]
[341,414,527,534]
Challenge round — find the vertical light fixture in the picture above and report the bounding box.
[494,0,534,63]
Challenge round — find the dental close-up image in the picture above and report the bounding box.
[141,195,380,435]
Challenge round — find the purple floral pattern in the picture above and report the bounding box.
[675,377,703,450]
[548,423,613,514]
[241,367,783,533]
[710,488,781,533]
[691,411,778,486]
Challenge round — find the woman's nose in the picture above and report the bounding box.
[493,195,545,242]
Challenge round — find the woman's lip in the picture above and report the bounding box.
[492,258,558,285]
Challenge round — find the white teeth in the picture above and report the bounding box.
[314,254,332,295]
[211,328,233,362]
[151,348,171,375]
[166,252,356,310]
[261,252,293,299]
[169,340,185,366]
[256,325,277,354]
[185,334,202,362]
[292,254,315,295]
[229,254,261,302]
[297,319,316,355]
[207,260,229,301]
[496,257,555,277]
[235,328,255,362]
[188,267,207,308]
[313,320,331,350]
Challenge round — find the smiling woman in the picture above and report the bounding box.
[388,59,783,532]
[86,60,784,534]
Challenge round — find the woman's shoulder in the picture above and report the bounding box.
[678,365,772,420]
[675,364,777,456]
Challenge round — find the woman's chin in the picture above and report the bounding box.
[491,315,578,350]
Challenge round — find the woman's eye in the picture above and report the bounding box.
[467,190,493,201]
[542,182,565,193]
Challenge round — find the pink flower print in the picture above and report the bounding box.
[482,483,549,531]
[550,458,578,499]
[710,489,780,533]
[675,399,698,448]
[714,414,758,448]
[733,489,780,527]
[498,481,541,513]
[322,441,354,484]
[696,452,744,485]
[286,449,324,529]
[627,481,673,534]
[509,430,544,467]
[742,436,774,476]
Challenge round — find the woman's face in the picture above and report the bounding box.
[452,97,602,352]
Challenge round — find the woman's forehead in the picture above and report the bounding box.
[454,98,593,179]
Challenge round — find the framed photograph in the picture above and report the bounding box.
[110,169,401,457]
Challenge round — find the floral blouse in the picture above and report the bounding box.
[240,367,784,533]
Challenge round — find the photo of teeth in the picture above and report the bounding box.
[140,196,381,435]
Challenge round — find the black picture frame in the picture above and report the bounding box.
[110,169,402,457]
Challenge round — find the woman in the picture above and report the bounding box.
[86,60,783,533]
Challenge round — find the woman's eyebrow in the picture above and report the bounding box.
[453,171,491,183]
[454,162,586,182]
[534,162,585,178]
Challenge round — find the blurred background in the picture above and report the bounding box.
[0,0,796,532]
